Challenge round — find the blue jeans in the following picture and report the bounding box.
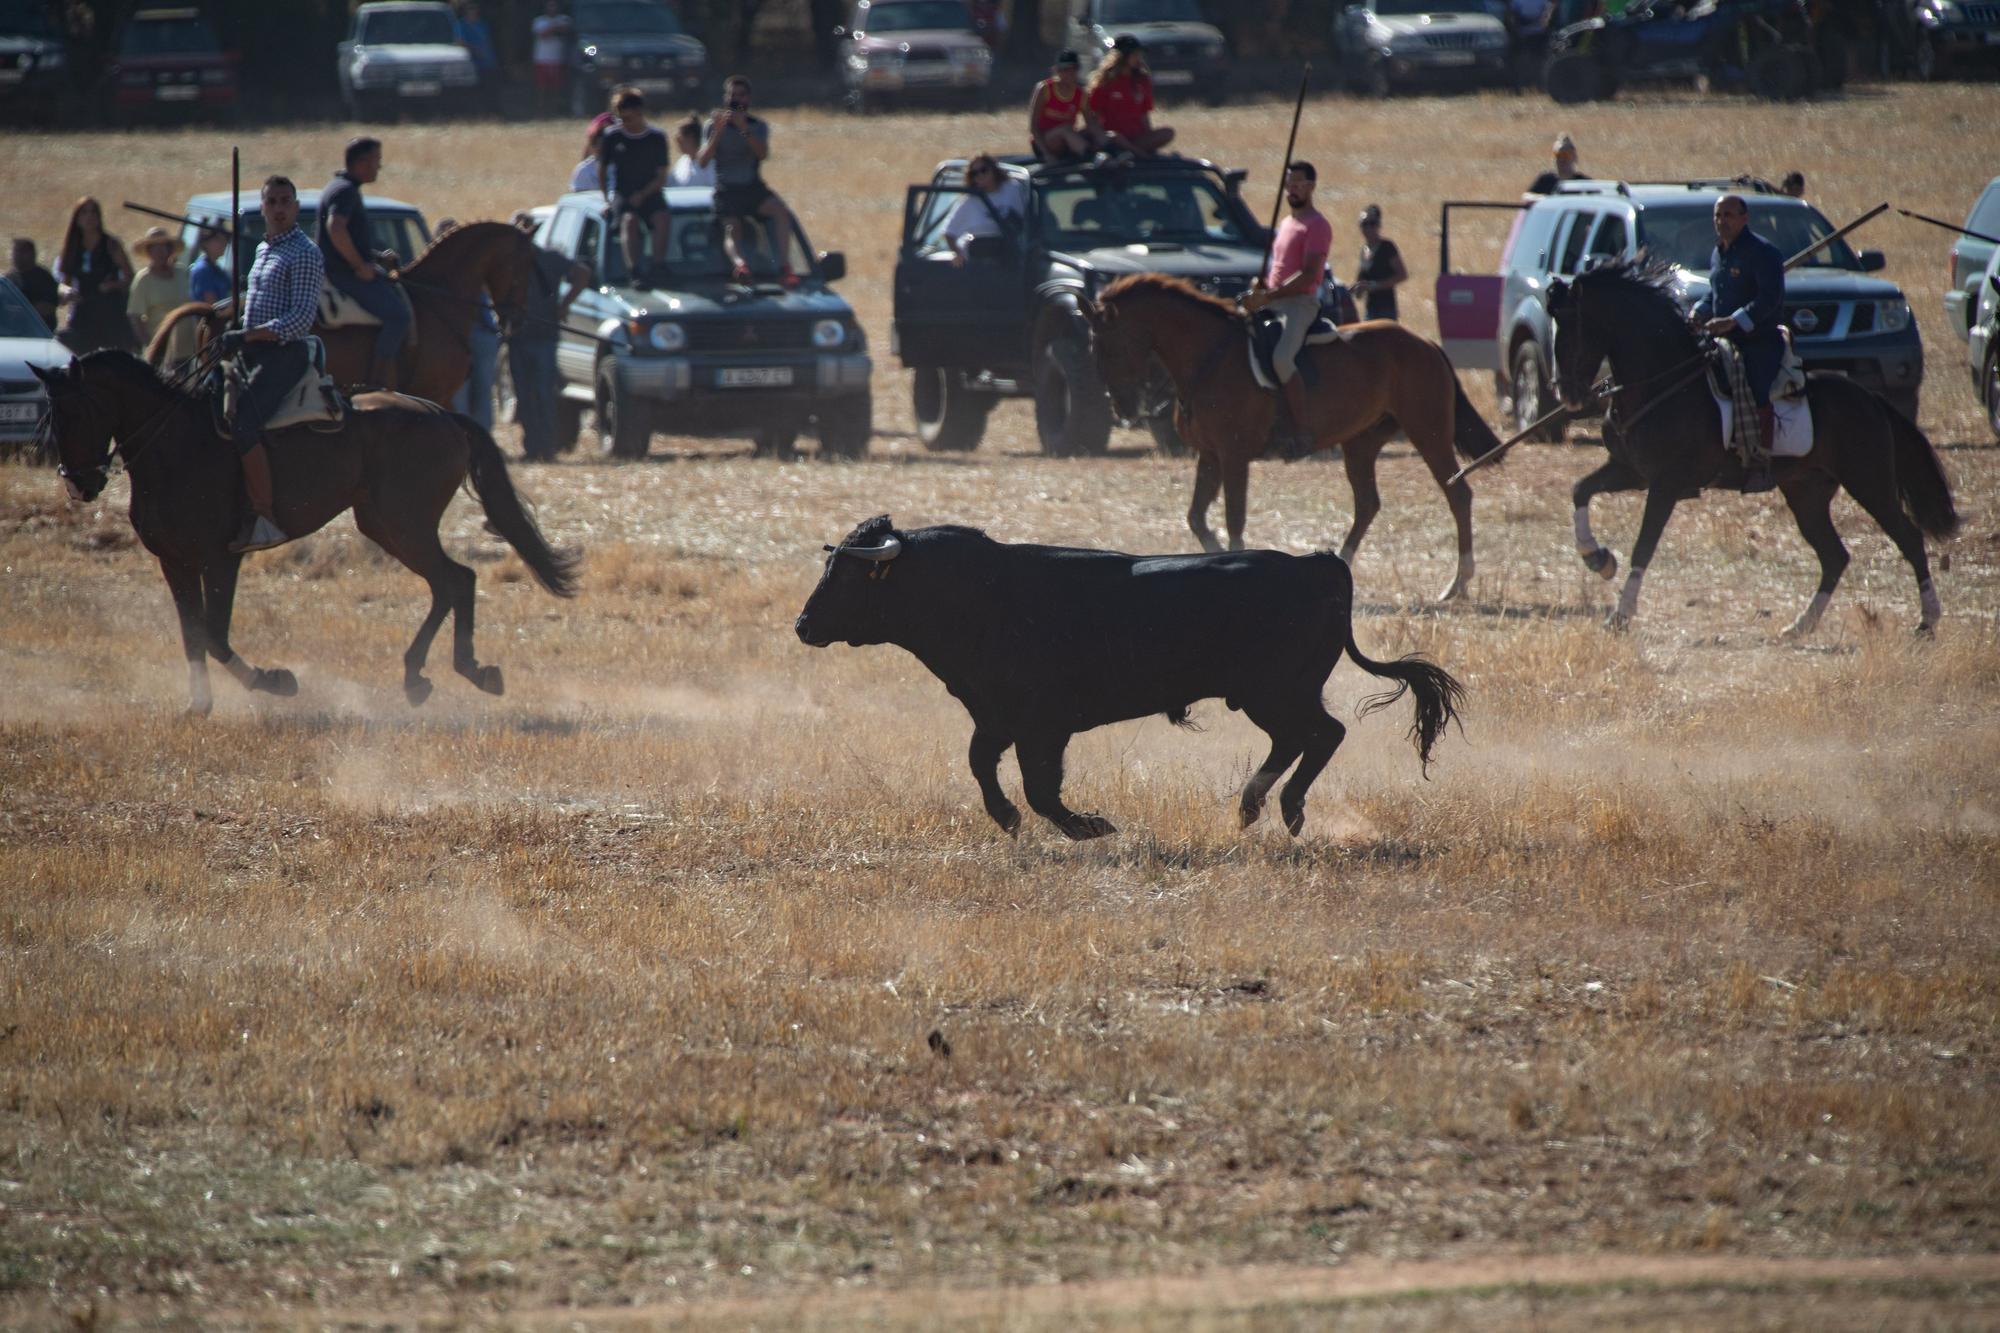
[453,320,502,430]
[326,266,411,365]
[232,340,310,454]
[509,336,559,459]
[1734,334,1783,407]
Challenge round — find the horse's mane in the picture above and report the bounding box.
[1098,272,1241,319]
[405,220,522,272]
[75,347,203,402]
[1572,253,1686,325]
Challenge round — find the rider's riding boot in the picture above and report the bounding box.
[1742,406,1777,493]
[367,357,399,395]
[229,440,289,553]
[1277,374,1314,459]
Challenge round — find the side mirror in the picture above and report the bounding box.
[818,251,846,283]
[1858,249,1886,272]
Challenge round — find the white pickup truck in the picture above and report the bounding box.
[336,1,478,121]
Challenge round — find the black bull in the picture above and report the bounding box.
[795,516,1466,839]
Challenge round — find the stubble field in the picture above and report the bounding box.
[2,84,1998,1327]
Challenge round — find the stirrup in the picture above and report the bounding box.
[1740,465,1777,495]
[229,515,290,553]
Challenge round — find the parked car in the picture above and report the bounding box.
[893,153,1266,456]
[1332,0,1511,95]
[840,0,994,110]
[1544,0,1821,102]
[0,276,63,457]
[1942,176,2000,344]
[336,2,479,121]
[567,0,706,120]
[0,0,71,125]
[1436,179,1924,438]
[538,188,870,460]
[175,188,432,283]
[1065,0,1229,101]
[1968,243,2000,439]
[106,6,238,121]
[1879,0,2000,78]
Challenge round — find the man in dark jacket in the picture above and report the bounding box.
[317,137,412,392]
[1689,193,1784,493]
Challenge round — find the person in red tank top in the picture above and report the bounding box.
[1028,49,1098,161]
[1085,36,1174,158]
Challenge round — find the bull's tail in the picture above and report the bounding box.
[1884,397,1960,541]
[1343,615,1465,776]
[456,413,580,598]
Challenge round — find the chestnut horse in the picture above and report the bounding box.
[36,349,578,714]
[145,221,542,403]
[1084,274,1503,603]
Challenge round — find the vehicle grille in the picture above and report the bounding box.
[402,64,441,80]
[0,380,40,396]
[1785,302,1841,336]
[1958,2,1998,21]
[903,45,951,62]
[1423,31,1486,48]
[686,321,814,352]
[1848,302,1874,334]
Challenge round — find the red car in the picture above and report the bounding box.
[107,7,238,119]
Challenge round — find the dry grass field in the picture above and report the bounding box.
[2,84,1998,1327]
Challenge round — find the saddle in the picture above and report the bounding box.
[317,277,419,346]
[1247,307,1349,391]
[1705,333,1813,461]
[218,336,347,439]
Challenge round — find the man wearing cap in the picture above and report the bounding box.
[318,136,412,392]
[1529,134,1587,194]
[1351,204,1407,323]
[1029,50,1096,161]
[125,225,188,356]
[1689,193,1784,492]
[1087,36,1173,158]
[1241,161,1330,456]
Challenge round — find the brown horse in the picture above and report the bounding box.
[145,221,542,402]
[35,349,578,714]
[1084,274,1503,603]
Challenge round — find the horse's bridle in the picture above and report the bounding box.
[1556,285,1710,437]
[49,348,217,500]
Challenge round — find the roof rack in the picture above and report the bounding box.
[1551,180,1630,198]
[1623,176,1786,196]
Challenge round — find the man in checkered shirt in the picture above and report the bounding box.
[223,174,324,553]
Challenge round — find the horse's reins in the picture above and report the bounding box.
[61,341,224,486]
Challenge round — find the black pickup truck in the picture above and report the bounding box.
[892,153,1268,456]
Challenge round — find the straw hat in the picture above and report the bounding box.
[138,225,183,257]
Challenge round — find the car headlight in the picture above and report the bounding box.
[813,318,847,349]
[847,52,870,70]
[1876,299,1912,332]
[647,321,686,351]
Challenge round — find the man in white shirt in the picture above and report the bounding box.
[939,154,1027,267]
[668,116,715,187]
[531,1,570,117]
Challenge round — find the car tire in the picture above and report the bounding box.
[814,391,873,460]
[595,359,652,460]
[1147,411,1190,456]
[1816,29,1848,89]
[1362,57,1392,98]
[1511,340,1567,444]
[554,397,584,454]
[1034,333,1112,458]
[913,367,991,452]
[1983,346,2000,441]
[1544,52,1602,103]
[1913,30,1941,80]
[751,421,801,460]
[1750,45,1812,99]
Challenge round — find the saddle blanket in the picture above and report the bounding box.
[1248,312,1352,391]
[1713,390,1812,458]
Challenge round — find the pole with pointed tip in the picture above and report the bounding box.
[1255,65,1311,292]
[229,147,241,331]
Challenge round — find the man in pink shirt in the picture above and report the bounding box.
[1242,161,1331,454]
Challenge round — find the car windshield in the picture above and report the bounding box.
[602,205,813,286]
[120,15,217,55]
[359,9,457,44]
[0,0,55,36]
[1639,201,1861,271]
[226,209,431,275]
[862,2,973,32]
[1102,0,1207,20]
[576,0,685,35]
[1374,0,1489,13]
[1036,171,1251,249]
[0,278,50,338]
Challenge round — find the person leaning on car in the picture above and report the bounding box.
[506,210,590,462]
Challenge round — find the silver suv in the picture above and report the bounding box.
[336,2,478,121]
[1942,175,2000,345]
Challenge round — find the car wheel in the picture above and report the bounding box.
[751,421,801,460]
[1816,29,1848,89]
[1034,334,1112,458]
[595,359,652,459]
[1511,341,1567,443]
[1544,52,1602,103]
[1913,30,1940,80]
[913,367,992,452]
[1750,45,1812,99]
[554,397,584,453]
[1146,411,1190,456]
[1362,57,1392,97]
[814,391,873,460]
[1983,347,2000,441]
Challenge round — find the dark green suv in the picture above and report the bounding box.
[893,154,1266,456]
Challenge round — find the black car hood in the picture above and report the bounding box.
[1056,242,1265,280]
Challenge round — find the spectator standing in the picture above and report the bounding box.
[668,115,715,186]
[598,88,672,285]
[570,112,613,191]
[1029,50,1097,161]
[695,75,800,287]
[456,2,497,80]
[53,196,135,353]
[126,226,189,354]
[506,211,590,461]
[189,228,231,305]
[318,136,413,392]
[532,0,571,117]
[433,218,502,430]
[1780,170,1805,198]
[6,238,59,329]
[1087,36,1173,158]
[1351,204,1407,322]
[1528,133,1586,194]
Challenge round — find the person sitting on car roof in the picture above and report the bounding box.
[1528,133,1587,195]
[669,116,715,187]
[696,74,800,289]
[1029,50,1099,162]
[1087,36,1173,160]
[940,154,1028,267]
[599,89,673,288]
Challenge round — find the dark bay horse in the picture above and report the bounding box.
[145,221,542,402]
[35,349,578,714]
[1084,274,1504,603]
[1550,259,1957,634]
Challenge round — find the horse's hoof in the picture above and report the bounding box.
[1583,548,1618,581]
[185,700,213,720]
[992,804,1022,836]
[1239,800,1263,829]
[1063,812,1118,841]
[1603,611,1631,633]
[1282,804,1306,838]
[1914,621,1937,641]
[254,668,299,697]
[1436,580,1468,605]
[406,677,434,707]
[476,665,504,696]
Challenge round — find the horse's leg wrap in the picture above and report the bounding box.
[1919,578,1942,631]
[1574,504,1614,578]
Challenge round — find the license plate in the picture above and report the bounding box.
[718,367,793,388]
[401,80,441,96]
[155,83,198,100]
[0,69,23,84]
[1429,50,1477,65]
[0,402,42,423]
[1152,68,1196,85]
[902,65,953,83]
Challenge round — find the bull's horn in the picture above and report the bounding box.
[840,537,902,563]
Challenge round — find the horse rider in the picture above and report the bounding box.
[1240,160,1330,457]
[219,174,324,554]
[1689,192,1784,493]
[317,136,412,392]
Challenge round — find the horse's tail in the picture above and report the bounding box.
[1340,603,1466,777]
[144,302,217,368]
[1450,375,1505,462]
[455,413,580,598]
[1884,397,1960,541]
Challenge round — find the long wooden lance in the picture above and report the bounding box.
[1894,206,2000,247]
[1255,64,1311,288]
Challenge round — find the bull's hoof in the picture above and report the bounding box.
[253,667,299,697]
[990,803,1022,836]
[1282,803,1306,837]
[1914,620,1937,641]
[1062,812,1118,841]
[475,664,504,696]
[1603,610,1631,633]
[1238,799,1263,829]
[1435,578,1468,604]
[1583,547,1618,581]
[405,676,434,707]
[185,698,213,720]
